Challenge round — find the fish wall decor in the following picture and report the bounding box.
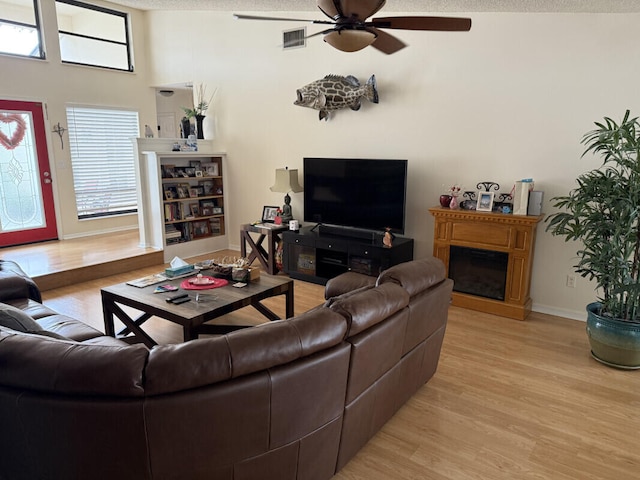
[294,74,379,121]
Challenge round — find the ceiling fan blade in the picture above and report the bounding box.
[317,0,342,19]
[371,16,472,31]
[234,14,334,25]
[340,0,387,20]
[369,28,406,54]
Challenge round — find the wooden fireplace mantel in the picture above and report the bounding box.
[429,207,543,320]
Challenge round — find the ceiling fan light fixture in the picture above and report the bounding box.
[323,29,376,52]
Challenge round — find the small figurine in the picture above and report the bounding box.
[383,228,395,248]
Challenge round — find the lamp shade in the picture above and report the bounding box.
[270,168,303,193]
[323,29,377,52]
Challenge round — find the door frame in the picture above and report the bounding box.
[0,99,58,246]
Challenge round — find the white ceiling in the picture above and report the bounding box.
[105,0,640,13]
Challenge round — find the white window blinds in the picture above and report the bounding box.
[66,106,139,219]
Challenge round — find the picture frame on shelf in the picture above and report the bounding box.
[199,180,214,196]
[164,189,174,200]
[201,206,213,216]
[195,170,203,178]
[212,206,223,214]
[190,203,200,217]
[262,206,279,223]
[162,164,176,178]
[185,167,196,177]
[176,184,189,199]
[192,220,211,239]
[189,160,202,170]
[202,163,219,177]
[189,187,199,198]
[476,191,495,212]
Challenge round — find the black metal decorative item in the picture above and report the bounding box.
[463,190,476,200]
[52,122,66,149]
[498,193,513,202]
[477,181,500,192]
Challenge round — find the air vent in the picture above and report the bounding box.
[283,27,306,50]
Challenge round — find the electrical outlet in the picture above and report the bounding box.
[566,275,576,288]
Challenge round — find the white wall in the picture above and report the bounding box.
[145,10,640,320]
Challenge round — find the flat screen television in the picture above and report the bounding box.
[303,157,408,234]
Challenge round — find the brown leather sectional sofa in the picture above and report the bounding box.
[0,257,453,480]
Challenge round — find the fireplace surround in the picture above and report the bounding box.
[429,207,543,320]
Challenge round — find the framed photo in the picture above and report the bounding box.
[190,203,200,217]
[201,206,213,216]
[164,189,174,200]
[189,187,199,198]
[476,191,495,212]
[195,170,203,178]
[189,160,202,170]
[176,184,189,199]
[199,180,214,196]
[212,206,223,214]
[203,163,219,177]
[185,167,196,177]
[162,164,176,178]
[262,205,279,223]
[192,220,210,239]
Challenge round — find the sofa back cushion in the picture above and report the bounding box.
[377,256,446,297]
[145,307,347,395]
[0,331,148,397]
[0,303,41,332]
[327,282,409,337]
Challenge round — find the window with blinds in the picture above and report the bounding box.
[66,106,139,219]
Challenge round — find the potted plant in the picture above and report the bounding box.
[182,84,216,139]
[546,110,640,369]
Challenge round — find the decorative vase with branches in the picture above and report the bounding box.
[181,84,217,139]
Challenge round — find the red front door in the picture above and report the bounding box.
[0,100,58,246]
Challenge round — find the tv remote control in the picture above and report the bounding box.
[166,293,188,303]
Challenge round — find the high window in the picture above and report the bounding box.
[66,106,139,219]
[55,0,132,71]
[0,0,44,59]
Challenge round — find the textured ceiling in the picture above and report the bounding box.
[106,0,640,13]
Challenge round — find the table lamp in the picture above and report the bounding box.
[270,167,303,222]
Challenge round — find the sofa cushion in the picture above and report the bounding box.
[328,283,409,337]
[324,272,376,300]
[0,333,148,396]
[35,314,106,341]
[377,257,446,297]
[0,302,42,332]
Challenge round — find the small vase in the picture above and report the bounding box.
[181,117,191,139]
[439,194,452,208]
[449,195,458,209]
[195,114,205,140]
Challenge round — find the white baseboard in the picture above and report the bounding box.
[532,303,586,322]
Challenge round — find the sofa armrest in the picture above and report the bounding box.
[0,260,42,303]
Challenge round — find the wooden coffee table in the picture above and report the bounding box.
[101,274,294,347]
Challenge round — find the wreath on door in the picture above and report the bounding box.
[0,114,27,150]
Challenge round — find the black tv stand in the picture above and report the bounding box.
[315,224,380,241]
[282,225,414,285]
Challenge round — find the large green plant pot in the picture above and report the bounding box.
[586,302,640,369]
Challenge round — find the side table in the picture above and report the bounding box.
[240,224,288,275]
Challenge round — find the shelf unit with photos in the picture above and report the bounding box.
[134,139,227,262]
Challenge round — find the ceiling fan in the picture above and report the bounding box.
[234,0,471,55]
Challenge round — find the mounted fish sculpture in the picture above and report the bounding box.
[294,74,379,121]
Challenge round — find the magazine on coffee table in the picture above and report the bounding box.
[126,273,169,288]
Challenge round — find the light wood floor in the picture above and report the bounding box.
[31,246,640,479]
